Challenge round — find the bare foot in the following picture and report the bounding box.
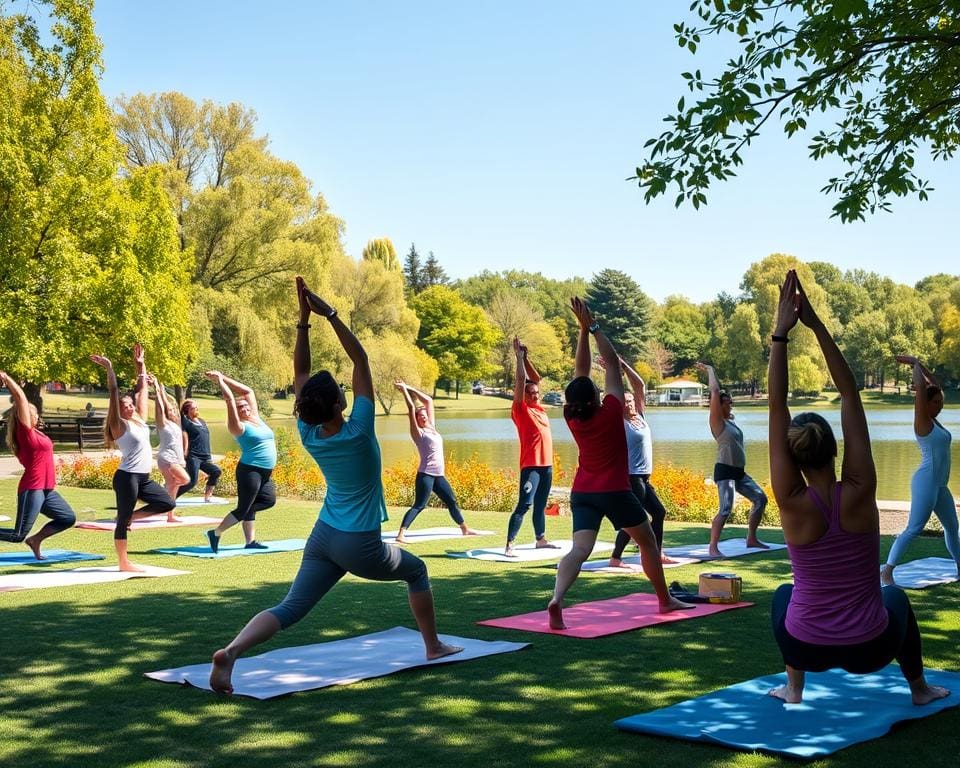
[661,554,680,565]
[608,558,636,570]
[460,527,480,536]
[707,547,723,558]
[118,561,147,573]
[746,538,770,550]
[768,684,803,704]
[210,648,236,694]
[394,536,408,545]
[536,538,561,549]
[880,564,895,587]
[504,543,518,558]
[658,596,696,613]
[911,678,950,705]
[166,515,182,523]
[547,600,566,629]
[25,536,45,560]
[426,641,464,660]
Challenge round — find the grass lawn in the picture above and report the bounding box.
[1,479,958,768]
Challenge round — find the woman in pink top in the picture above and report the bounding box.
[392,380,479,543]
[0,371,76,558]
[767,270,947,706]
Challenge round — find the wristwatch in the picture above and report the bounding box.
[588,322,601,335]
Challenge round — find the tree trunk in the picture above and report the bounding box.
[23,381,44,414]
[455,379,460,399]
[173,384,185,405]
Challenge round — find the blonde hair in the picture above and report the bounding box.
[5,406,24,455]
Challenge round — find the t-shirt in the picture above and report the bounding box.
[181,416,212,459]
[566,394,630,493]
[413,427,444,476]
[298,396,388,532]
[511,400,553,468]
[16,423,56,493]
[236,420,277,469]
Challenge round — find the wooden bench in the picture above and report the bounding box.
[0,416,106,451]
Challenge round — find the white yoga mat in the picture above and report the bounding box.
[663,538,787,560]
[381,527,495,544]
[579,553,702,573]
[76,515,223,531]
[145,626,529,699]
[0,515,10,522]
[891,557,959,589]
[448,540,614,562]
[0,565,189,592]
[175,497,231,507]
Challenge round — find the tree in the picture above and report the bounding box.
[656,295,710,372]
[403,243,424,295]
[364,331,437,414]
[362,237,399,271]
[585,269,655,362]
[484,290,542,387]
[422,251,449,287]
[789,354,825,396]
[843,310,889,387]
[725,303,765,391]
[635,1,960,221]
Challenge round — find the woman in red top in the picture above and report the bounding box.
[547,299,692,629]
[1,372,76,559]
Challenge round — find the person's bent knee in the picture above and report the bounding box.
[405,562,431,593]
[266,603,304,630]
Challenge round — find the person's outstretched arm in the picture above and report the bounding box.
[768,270,805,503]
[294,276,313,399]
[0,372,33,433]
[620,358,646,415]
[797,275,875,493]
[896,355,937,437]
[522,350,542,384]
[571,297,623,402]
[394,381,420,441]
[512,337,527,405]
[132,343,149,421]
[697,362,725,438]
[404,383,435,425]
[90,355,126,441]
[206,371,242,437]
[150,375,166,428]
[302,282,373,402]
[217,373,259,423]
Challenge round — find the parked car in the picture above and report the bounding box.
[542,392,563,406]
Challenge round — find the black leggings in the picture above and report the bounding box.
[771,583,923,681]
[612,474,667,558]
[230,462,276,522]
[177,456,223,497]
[400,473,464,529]
[112,470,175,540]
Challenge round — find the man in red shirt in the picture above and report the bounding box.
[505,337,559,557]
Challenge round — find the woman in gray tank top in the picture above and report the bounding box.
[697,362,768,557]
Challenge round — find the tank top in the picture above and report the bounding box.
[715,419,745,467]
[116,419,153,474]
[413,427,445,476]
[916,420,952,487]
[236,419,277,469]
[624,415,653,475]
[157,420,185,465]
[785,483,888,645]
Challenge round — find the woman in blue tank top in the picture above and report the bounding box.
[882,355,959,586]
[204,371,277,553]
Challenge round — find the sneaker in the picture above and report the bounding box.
[244,540,268,550]
[206,530,220,554]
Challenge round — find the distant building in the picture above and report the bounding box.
[654,378,704,406]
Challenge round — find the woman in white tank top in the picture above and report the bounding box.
[150,376,189,515]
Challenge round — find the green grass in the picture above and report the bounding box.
[1,478,958,768]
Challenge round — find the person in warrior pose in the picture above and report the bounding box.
[150,376,188,519]
[0,371,76,558]
[178,399,222,501]
[392,379,478,543]
[209,277,461,693]
[766,270,947,706]
[881,355,959,586]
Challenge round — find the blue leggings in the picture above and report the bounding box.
[1,490,75,543]
[400,473,464,529]
[506,466,552,542]
[269,520,431,628]
[887,472,960,567]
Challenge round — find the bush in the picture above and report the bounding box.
[650,462,779,524]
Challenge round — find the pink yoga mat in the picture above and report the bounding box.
[76,515,222,531]
[477,592,752,638]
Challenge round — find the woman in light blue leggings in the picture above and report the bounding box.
[882,355,959,586]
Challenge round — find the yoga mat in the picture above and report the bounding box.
[174,496,231,507]
[448,540,614,563]
[76,515,223,531]
[0,549,105,566]
[478,592,752,638]
[152,538,306,559]
[579,554,701,574]
[145,626,529,699]
[614,665,960,758]
[381,527,495,544]
[0,565,189,592]
[0,515,10,522]
[663,538,787,560]
[891,557,959,589]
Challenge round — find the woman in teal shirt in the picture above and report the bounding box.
[204,371,277,553]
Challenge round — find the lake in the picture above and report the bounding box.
[205,405,960,502]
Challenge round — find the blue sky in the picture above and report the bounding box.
[91,0,957,303]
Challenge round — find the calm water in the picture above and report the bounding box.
[207,406,960,502]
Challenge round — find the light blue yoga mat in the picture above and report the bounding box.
[0,549,105,566]
[152,538,306,559]
[615,665,960,758]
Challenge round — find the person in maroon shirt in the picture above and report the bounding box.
[1,371,76,559]
[547,299,692,629]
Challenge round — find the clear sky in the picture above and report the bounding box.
[91,0,957,303]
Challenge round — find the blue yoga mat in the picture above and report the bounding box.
[151,538,306,559]
[0,549,105,566]
[615,665,960,758]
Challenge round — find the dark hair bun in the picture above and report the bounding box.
[295,371,342,425]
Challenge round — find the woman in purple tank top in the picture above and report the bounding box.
[766,270,948,707]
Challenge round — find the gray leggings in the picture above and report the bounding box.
[268,520,431,629]
[717,474,767,518]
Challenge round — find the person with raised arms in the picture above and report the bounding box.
[149,376,188,520]
[881,355,959,586]
[766,270,947,706]
[177,399,222,502]
[209,277,461,694]
[0,371,76,558]
[204,370,277,553]
[91,345,175,571]
[696,361,768,557]
[392,379,479,544]
[547,298,693,629]
[505,336,559,557]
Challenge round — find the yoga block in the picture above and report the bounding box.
[699,572,742,602]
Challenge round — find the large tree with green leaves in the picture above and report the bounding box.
[635,1,960,221]
[585,269,655,362]
[656,295,710,372]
